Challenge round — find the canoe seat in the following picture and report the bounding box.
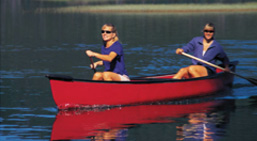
[216,68,223,73]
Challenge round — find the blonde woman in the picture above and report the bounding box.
[86,23,129,81]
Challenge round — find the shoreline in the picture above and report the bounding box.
[36,3,257,14]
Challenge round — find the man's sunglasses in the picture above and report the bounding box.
[101,30,113,34]
[204,30,214,33]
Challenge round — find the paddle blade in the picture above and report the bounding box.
[247,77,257,85]
[233,73,257,86]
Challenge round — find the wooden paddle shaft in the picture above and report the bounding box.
[181,52,225,71]
[182,52,257,85]
[89,57,96,73]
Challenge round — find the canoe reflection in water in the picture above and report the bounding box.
[51,98,234,141]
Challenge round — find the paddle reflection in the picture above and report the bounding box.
[51,99,234,141]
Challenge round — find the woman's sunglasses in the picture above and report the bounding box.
[204,30,214,33]
[101,30,113,34]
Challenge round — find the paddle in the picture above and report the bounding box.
[89,57,96,73]
[181,52,257,85]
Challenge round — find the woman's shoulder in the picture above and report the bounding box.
[187,36,203,45]
[113,41,122,46]
[111,41,123,50]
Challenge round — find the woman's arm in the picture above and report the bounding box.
[222,56,230,72]
[86,50,117,62]
[94,52,117,62]
[91,60,103,69]
[216,48,230,72]
[181,37,198,53]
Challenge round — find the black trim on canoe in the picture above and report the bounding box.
[45,74,73,81]
[45,61,238,84]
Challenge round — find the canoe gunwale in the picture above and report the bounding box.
[46,73,223,84]
[45,61,238,84]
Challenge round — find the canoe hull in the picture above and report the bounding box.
[47,65,236,109]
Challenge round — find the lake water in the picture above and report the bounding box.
[1,1,257,141]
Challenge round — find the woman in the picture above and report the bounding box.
[86,23,129,81]
[173,23,230,79]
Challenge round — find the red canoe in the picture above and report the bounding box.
[46,61,238,109]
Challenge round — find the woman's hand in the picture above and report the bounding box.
[85,50,95,57]
[224,65,231,72]
[90,62,97,69]
[90,61,103,69]
[176,48,184,55]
